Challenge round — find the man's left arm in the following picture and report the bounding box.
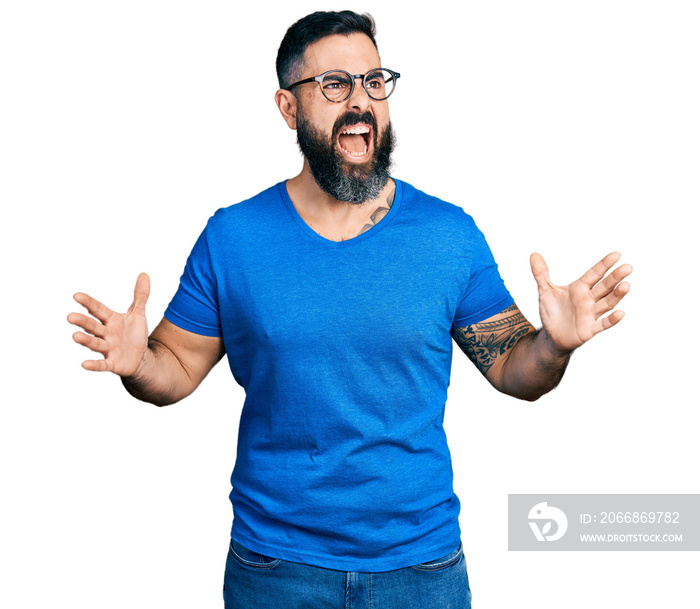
[451,252,632,401]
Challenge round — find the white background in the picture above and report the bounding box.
[1,1,698,607]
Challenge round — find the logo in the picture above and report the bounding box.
[528,501,568,542]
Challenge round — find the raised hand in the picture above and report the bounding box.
[530,252,632,352]
[68,273,151,376]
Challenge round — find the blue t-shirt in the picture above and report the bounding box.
[165,179,512,572]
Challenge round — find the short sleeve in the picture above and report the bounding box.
[452,218,513,327]
[164,222,222,337]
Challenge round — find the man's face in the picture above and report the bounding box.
[293,33,395,204]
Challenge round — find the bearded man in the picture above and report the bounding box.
[68,10,632,609]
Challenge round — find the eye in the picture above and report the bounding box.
[366,71,387,91]
[365,70,396,99]
[323,74,352,90]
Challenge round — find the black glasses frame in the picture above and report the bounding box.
[285,68,401,102]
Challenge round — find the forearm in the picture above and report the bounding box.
[494,328,573,401]
[121,338,197,406]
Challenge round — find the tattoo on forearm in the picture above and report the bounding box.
[358,186,396,236]
[451,303,533,375]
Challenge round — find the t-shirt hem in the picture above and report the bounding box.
[164,307,222,337]
[230,528,462,573]
[452,295,514,328]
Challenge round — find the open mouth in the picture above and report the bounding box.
[337,124,372,159]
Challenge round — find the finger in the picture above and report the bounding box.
[591,309,625,336]
[67,312,107,338]
[129,273,150,314]
[72,331,107,354]
[591,263,633,301]
[579,252,622,289]
[594,281,631,317]
[82,358,115,373]
[529,252,551,292]
[73,292,114,324]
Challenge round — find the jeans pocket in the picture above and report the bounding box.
[410,543,463,571]
[229,539,281,569]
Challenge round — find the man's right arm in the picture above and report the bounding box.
[121,318,225,406]
[68,273,225,406]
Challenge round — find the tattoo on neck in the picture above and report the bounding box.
[357,186,396,236]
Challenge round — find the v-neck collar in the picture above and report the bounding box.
[278,180,403,249]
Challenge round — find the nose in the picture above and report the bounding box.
[346,76,372,112]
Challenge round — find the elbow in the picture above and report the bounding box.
[146,390,190,407]
[127,391,181,408]
[519,382,562,402]
[121,377,186,407]
[152,398,179,407]
[520,391,545,403]
[509,390,545,402]
[497,384,552,402]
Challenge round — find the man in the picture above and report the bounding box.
[68,10,632,608]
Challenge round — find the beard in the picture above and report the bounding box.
[296,108,395,205]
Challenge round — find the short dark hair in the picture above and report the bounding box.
[276,10,378,89]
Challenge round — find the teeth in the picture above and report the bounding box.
[340,142,369,157]
[339,125,370,156]
[341,126,370,135]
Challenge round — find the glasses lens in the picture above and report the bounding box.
[320,71,353,101]
[364,69,396,100]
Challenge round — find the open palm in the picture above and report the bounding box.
[68,273,151,376]
[530,252,632,352]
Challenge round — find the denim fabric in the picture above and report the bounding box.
[223,539,471,608]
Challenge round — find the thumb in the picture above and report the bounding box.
[529,252,551,292]
[130,272,151,312]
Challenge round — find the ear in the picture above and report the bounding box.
[275,89,298,130]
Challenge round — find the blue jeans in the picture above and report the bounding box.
[223,539,471,608]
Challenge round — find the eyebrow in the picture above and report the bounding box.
[323,73,352,82]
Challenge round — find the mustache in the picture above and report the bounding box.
[332,112,377,138]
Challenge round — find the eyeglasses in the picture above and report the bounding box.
[285,68,400,103]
